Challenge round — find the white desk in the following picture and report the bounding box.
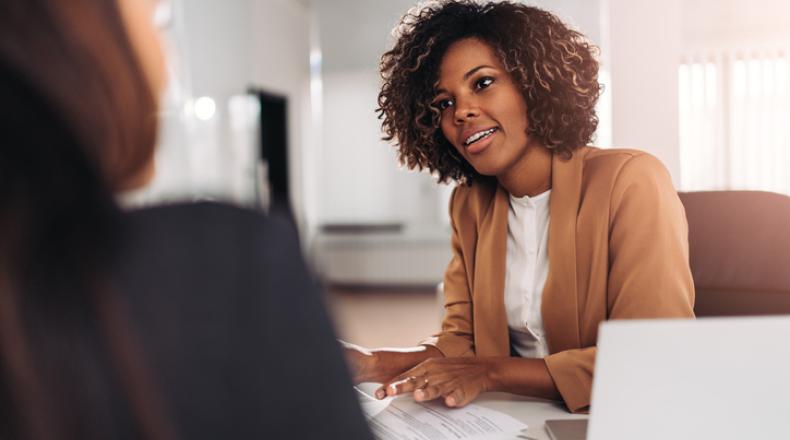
[473,392,587,440]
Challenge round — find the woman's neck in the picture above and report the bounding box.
[497,142,553,198]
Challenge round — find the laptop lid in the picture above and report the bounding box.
[588,316,790,440]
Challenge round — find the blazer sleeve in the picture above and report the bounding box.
[420,187,476,357]
[544,153,695,413]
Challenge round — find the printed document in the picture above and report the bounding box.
[355,383,527,440]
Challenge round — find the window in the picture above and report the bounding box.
[679,50,790,194]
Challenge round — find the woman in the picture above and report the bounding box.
[0,0,371,438]
[345,0,694,413]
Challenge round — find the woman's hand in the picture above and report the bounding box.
[376,357,502,408]
[340,342,447,385]
[340,341,382,384]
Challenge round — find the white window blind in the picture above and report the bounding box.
[679,49,790,194]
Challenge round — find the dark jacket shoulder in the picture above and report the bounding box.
[112,202,372,440]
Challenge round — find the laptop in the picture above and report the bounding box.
[546,316,790,440]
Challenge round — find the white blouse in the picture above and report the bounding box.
[504,189,551,358]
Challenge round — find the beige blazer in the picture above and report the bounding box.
[422,147,695,412]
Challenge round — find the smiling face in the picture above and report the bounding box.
[433,37,533,177]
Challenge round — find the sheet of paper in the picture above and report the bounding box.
[355,383,527,440]
[355,383,395,418]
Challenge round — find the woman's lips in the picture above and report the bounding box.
[465,129,497,154]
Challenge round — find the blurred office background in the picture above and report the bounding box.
[127,0,790,346]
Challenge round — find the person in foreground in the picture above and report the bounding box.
[344,0,695,413]
[0,0,371,438]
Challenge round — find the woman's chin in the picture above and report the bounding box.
[468,160,504,178]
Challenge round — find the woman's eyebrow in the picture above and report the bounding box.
[435,65,496,95]
[463,64,494,80]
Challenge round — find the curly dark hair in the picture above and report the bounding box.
[377,0,602,184]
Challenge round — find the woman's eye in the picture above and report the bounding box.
[475,76,494,90]
[434,98,454,111]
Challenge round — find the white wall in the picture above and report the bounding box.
[321,69,410,223]
[311,0,439,229]
[603,0,682,186]
[682,0,790,47]
[528,0,602,44]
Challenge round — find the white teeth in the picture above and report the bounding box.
[464,128,497,145]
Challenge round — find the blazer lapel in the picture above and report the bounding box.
[542,150,586,353]
[472,184,510,357]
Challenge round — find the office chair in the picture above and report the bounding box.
[679,190,790,316]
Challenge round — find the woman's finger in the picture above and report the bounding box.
[376,357,453,399]
[414,378,455,402]
[443,385,480,408]
[377,362,432,398]
[411,371,456,401]
[375,374,414,398]
[374,369,411,398]
[443,387,465,407]
[385,375,422,397]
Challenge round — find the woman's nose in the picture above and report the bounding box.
[454,98,480,124]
